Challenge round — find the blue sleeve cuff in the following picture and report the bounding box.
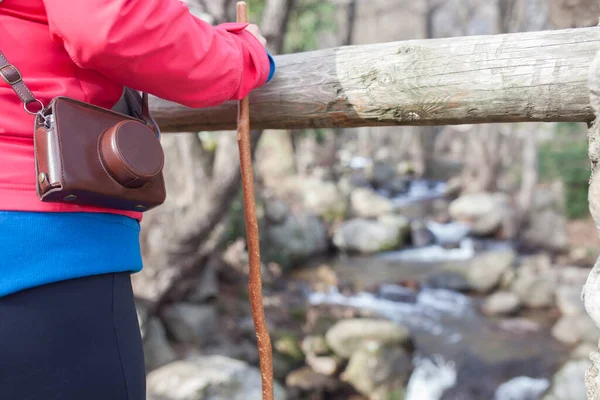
[266,51,276,83]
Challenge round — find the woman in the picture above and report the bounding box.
[0,0,275,399]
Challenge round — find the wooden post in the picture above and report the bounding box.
[150,27,600,132]
[584,49,600,399]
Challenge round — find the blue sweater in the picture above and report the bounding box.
[0,54,276,298]
[0,211,143,297]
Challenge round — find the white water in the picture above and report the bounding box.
[390,179,447,206]
[404,358,550,400]
[426,221,471,245]
[494,376,550,400]
[405,355,457,400]
[308,286,473,343]
[377,238,475,263]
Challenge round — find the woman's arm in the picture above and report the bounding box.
[42,0,273,108]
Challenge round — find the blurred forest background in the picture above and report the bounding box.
[140,1,600,399]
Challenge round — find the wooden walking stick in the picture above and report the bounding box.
[236,2,274,400]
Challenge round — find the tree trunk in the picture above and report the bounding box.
[133,0,294,306]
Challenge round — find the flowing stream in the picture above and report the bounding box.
[290,178,570,399]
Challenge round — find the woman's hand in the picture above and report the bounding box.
[245,24,267,47]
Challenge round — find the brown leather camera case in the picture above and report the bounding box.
[34,96,166,212]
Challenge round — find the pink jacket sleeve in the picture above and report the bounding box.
[41,0,271,108]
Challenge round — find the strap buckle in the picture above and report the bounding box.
[0,64,23,85]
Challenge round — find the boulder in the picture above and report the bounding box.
[410,220,436,247]
[426,270,471,292]
[542,359,590,400]
[448,192,513,237]
[147,355,287,400]
[298,178,346,221]
[187,265,218,304]
[265,211,328,268]
[466,250,516,293]
[285,366,339,392]
[481,291,521,316]
[325,318,411,359]
[551,314,600,345]
[264,197,289,224]
[305,354,341,376]
[144,317,178,373]
[135,299,150,340]
[341,341,412,400]
[556,286,586,316]
[161,303,218,345]
[333,217,409,254]
[511,275,556,309]
[301,335,330,356]
[350,188,394,218]
[521,186,569,253]
[368,161,397,188]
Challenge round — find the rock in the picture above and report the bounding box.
[325,318,411,359]
[410,220,436,247]
[298,178,346,221]
[333,217,409,254]
[266,212,328,268]
[301,335,330,356]
[369,161,397,188]
[147,355,286,400]
[521,186,569,253]
[481,291,521,316]
[274,335,304,362]
[264,197,289,224]
[552,314,600,345]
[511,275,556,309]
[448,192,513,237]
[556,286,586,316]
[520,253,553,273]
[187,265,218,304]
[379,214,411,233]
[466,250,516,293]
[350,188,394,218]
[255,130,296,188]
[383,177,410,196]
[285,366,339,392]
[558,265,593,287]
[135,299,150,339]
[161,303,218,345]
[144,317,177,372]
[210,340,260,366]
[394,201,429,220]
[444,177,463,198]
[522,210,569,254]
[306,354,341,376]
[273,351,303,382]
[542,359,590,400]
[449,192,507,220]
[571,342,598,359]
[431,198,452,223]
[426,271,471,292]
[471,211,503,237]
[341,341,412,400]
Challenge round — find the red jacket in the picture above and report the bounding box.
[0,0,271,220]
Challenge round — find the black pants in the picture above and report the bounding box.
[0,272,146,400]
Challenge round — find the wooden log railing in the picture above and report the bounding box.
[151,26,599,132]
